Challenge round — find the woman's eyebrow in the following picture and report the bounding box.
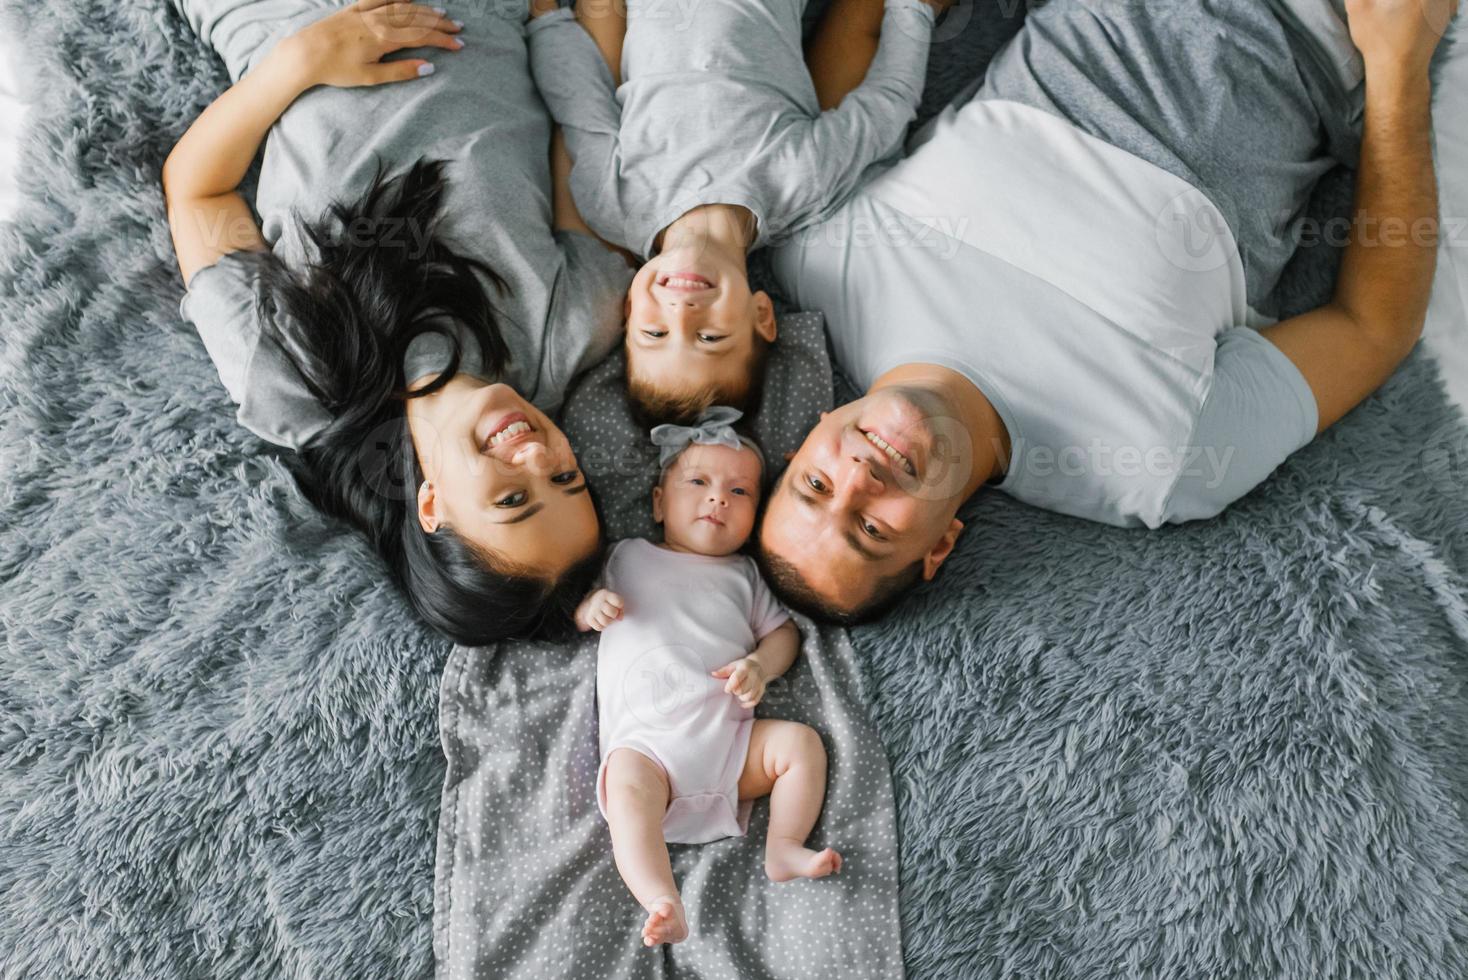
[564,484,588,497]
[493,502,546,525]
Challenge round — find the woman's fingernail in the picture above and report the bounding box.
[418,63,436,76]
[453,36,465,46]
[433,5,446,13]
[452,18,464,27]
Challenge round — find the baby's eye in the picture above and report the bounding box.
[689,477,706,486]
[641,329,668,339]
[732,487,748,496]
[551,470,580,485]
[496,490,529,507]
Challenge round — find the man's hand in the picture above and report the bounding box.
[575,589,624,632]
[711,657,768,709]
[1346,0,1458,77]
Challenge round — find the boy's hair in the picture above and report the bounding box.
[626,333,771,427]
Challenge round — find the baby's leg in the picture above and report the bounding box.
[738,720,843,882]
[603,748,688,946]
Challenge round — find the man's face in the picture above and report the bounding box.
[758,386,974,614]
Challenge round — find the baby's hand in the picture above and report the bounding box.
[575,589,624,632]
[711,657,767,709]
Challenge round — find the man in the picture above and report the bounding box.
[758,0,1460,621]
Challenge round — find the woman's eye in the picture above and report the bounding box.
[495,491,529,507]
[551,470,580,485]
[697,334,725,343]
[806,474,828,494]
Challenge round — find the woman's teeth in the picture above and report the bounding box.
[489,420,532,447]
[864,430,915,476]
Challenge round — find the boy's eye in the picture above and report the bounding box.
[551,470,580,485]
[496,490,529,507]
[641,329,668,339]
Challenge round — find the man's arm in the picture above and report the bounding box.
[1261,0,1454,434]
[806,0,947,110]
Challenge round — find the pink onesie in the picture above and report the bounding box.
[595,538,792,844]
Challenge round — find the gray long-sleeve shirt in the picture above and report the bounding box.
[527,0,934,258]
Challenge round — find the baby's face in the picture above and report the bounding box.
[623,248,776,405]
[654,443,763,556]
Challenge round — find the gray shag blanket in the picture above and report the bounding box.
[1,2,1466,979]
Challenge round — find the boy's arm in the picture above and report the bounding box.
[806,0,944,111]
[805,0,936,199]
[527,5,627,243]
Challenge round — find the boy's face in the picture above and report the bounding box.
[624,245,777,400]
[653,442,764,557]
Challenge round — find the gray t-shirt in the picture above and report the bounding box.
[774,0,1354,528]
[526,0,934,258]
[174,0,633,448]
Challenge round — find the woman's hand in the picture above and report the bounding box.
[278,0,465,89]
[712,656,767,709]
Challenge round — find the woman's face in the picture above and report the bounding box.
[406,379,599,579]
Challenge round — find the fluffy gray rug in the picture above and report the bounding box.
[1,2,1466,979]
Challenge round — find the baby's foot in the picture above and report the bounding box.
[765,840,844,882]
[641,894,688,947]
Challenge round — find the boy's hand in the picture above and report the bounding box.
[711,657,767,709]
[575,589,624,631]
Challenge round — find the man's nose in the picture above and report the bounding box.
[841,455,884,497]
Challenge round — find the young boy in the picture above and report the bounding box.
[527,0,941,423]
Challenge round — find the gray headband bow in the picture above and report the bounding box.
[650,406,766,472]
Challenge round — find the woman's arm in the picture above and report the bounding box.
[1260,0,1452,434]
[163,0,463,284]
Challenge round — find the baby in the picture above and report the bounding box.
[527,0,940,423]
[575,407,841,947]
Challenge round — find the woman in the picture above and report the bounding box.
[164,0,634,643]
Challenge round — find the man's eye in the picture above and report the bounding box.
[862,520,883,540]
[806,474,828,493]
[496,491,529,507]
[551,470,580,485]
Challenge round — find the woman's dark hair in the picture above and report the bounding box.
[245,157,601,645]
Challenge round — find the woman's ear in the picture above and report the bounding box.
[920,517,965,581]
[417,480,440,534]
[752,292,777,342]
[651,485,664,525]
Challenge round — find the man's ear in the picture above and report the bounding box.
[752,291,777,343]
[920,517,965,581]
[652,486,664,525]
[417,480,440,534]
